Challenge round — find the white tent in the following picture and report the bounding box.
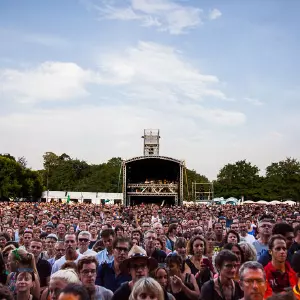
[270,200,281,205]
[283,200,296,205]
[243,200,255,204]
[257,200,268,204]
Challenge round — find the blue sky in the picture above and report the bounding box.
[1,0,299,179]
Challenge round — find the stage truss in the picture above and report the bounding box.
[123,156,184,206]
[192,182,214,203]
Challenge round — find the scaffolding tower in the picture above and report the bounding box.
[142,129,160,156]
[192,182,214,202]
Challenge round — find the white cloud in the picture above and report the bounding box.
[245,97,264,106]
[0,62,94,103]
[208,8,222,20]
[95,0,202,34]
[1,41,244,127]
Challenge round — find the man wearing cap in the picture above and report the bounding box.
[42,234,58,260]
[45,222,54,235]
[112,245,158,300]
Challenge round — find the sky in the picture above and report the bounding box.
[1,0,300,180]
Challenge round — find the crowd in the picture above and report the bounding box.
[0,201,300,300]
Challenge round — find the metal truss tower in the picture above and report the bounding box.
[142,129,160,156]
[192,182,214,203]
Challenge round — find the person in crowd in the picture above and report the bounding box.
[223,243,245,280]
[291,250,300,299]
[112,245,158,300]
[230,221,239,233]
[246,219,256,236]
[56,224,67,242]
[129,277,164,300]
[43,234,58,260]
[253,217,274,261]
[264,234,297,298]
[173,237,188,262]
[95,229,115,265]
[154,267,175,300]
[0,283,13,300]
[45,222,55,235]
[224,230,240,245]
[15,271,38,300]
[157,235,172,255]
[48,241,66,267]
[239,261,267,300]
[0,232,10,249]
[205,232,217,262]
[77,256,113,300]
[239,241,257,262]
[213,222,224,248]
[200,250,244,300]
[58,283,91,300]
[76,231,97,256]
[115,225,125,237]
[51,234,84,274]
[42,269,81,300]
[131,230,143,246]
[289,225,300,255]
[166,224,177,252]
[96,236,132,292]
[185,235,214,286]
[21,230,33,251]
[29,238,52,289]
[259,223,295,267]
[166,253,200,300]
[7,248,40,299]
[88,224,98,249]
[239,220,256,244]
[0,252,7,285]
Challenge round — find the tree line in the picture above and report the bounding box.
[1,152,300,201]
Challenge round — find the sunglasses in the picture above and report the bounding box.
[115,246,129,252]
[78,238,89,243]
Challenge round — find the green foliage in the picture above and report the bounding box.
[2,151,300,202]
[214,158,300,201]
[0,154,44,200]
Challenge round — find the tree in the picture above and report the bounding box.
[265,157,300,201]
[214,160,262,200]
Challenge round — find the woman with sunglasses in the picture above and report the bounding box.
[166,253,200,300]
[200,250,243,300]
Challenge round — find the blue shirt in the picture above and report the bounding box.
[95,261,131,292]
[95,249,114,265]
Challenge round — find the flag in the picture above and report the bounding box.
[67,195,70,204]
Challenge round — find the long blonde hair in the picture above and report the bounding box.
[129,277,164,300]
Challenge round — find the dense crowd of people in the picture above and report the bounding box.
[0,201,300,300]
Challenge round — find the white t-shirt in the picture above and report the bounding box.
[51,253,84,274]
[240,234,256,244]
[77,249,97,256]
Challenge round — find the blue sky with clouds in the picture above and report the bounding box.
[1,0,299,179]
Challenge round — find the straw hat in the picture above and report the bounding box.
[120,245,158,273]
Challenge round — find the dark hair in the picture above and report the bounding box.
[223,243,245,263]
[112,236,132,250]
[77,256,98,273]
[30,238,42,244]
[0,252,6,274]
[61,261,78,273]
[291,251,300,274]
[0,232,10,242]
[60,283,91,300]
[215,250,238,271]
[0,284,13,300]
[100,228,115,239]
[4,241,19,248]
[167,223,177,234]
[224,230,240,244]
[294,225,300,236]
[187,235,207,255]
[272,223,294,235]
[213,222,222,229]
[268,234,286,250]
[165,253,183,267]
[114,225,124,234]
[103,223,112,229]
[174,237,187,249]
